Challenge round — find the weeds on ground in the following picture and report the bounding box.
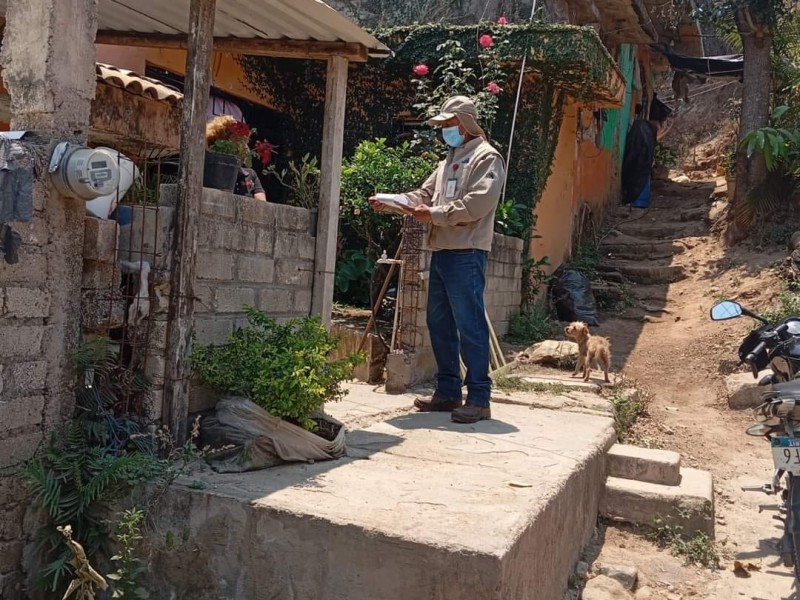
[506,303,558,346]
[762,290,800,323]
[607,386,648,439]
[570,241,600,280]
[107,508,149,599]
[493,374,569,395]
[594,284,637,314]
[652,515,720,569]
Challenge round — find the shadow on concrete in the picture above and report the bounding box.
[384,412,520,435]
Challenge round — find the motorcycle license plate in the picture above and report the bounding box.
[772,437,800,475]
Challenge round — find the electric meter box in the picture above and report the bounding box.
[48,142,120,200]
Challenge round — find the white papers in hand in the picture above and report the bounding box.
[375,193,411,209]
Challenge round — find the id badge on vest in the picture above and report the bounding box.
[445,178,457,199]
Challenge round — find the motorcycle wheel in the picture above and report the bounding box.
[789,475,800,583]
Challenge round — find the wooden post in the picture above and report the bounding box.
[312,55,349,327]
[163,0,216,445]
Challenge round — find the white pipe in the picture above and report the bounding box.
[502,0,538,203]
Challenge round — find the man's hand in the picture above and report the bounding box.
[412,205,433,224]
[369,196,387,212]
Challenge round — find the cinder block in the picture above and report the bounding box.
[607,444,682,486]
[240,199,277,226]
[0,395,44,431]
[214,222,257,252]
[0,432,43,469]
[259,288,294,313]
[238,256,275,283]
[601,468,714,537]
[196,251,235,282]
[121,206,173,268]
[276,205,311,233]
[82,259,120,290]
[4,287,50,319]
[81,289,126,332]
[9,362,47,393]
[0,250,47,284]
[83,216,119,262]
[293,288,313,314]
[194,283,215,312]
[255,229,275,255]
[274,232,316,261]
[201,189,237,219]
[215,287,256,313]
[194,317,234,345]
[15,218,48,246]
[0,326,44,357]
[275,259,314,288]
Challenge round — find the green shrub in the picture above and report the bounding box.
[495,198,529,238]
[335,249,375,307]
[191,307,364,427]
[763,290,800,323]
[340,138,437,254]
[506,303,557,345]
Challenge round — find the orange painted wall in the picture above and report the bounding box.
[531,102,578,273]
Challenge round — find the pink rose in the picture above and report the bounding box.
[497,16,508,25]
[486,82,501,95]
[479,34,494,49]
[413,64,430,76]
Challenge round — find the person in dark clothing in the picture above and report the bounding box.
[234,167,267,202]
[621,97,672,208]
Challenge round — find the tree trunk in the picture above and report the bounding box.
[727,8,772,243]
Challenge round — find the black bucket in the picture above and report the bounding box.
[203,152,242,191]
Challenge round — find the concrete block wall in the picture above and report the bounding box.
[0,145,86,598]
[126,186,317,417]
[386,233,523,392]
[193,188,316,344]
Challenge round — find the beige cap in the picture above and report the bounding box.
[427,95,486,138]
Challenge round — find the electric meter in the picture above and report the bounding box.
[48,142,120,200]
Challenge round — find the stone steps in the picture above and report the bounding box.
[600,468,715,537]
[615,220,704,241]
[597,262,686,285]
[607,444,681,486]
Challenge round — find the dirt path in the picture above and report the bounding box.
[589,176,794,599]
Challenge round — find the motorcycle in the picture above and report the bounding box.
[711,300,800,580]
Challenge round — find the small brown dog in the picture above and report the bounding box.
[564,321,612,383]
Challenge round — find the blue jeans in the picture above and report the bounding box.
[426,249,491,407]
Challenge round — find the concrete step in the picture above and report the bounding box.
[598,262,686,285]
[600,468,715,537]
[145,401,617,600]
[615,220,704,241]
[607,443,681,485]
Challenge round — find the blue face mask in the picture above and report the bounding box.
[442,126,465,148]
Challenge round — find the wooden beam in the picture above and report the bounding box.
[311,55,349,327]
[162,0,216,445]
[95,30,370,62]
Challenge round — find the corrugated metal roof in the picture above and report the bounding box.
[96,63,183,105]
[0,0,390,57]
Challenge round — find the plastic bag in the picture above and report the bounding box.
[549,267,599,326]
[199,397,346,473]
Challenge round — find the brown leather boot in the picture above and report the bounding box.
[414,395,463,412]
[451,403,491,423]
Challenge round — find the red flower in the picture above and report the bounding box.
[497,16,508,25]
[413,64,430,77]
[229,121,251,139]
[486,82,501,95]
[479,34,494,49]
[255,140,275,166]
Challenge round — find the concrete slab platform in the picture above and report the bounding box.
[145,404,616,600]
[607,444,682,486]
[325,382,415,428]
[601,468,714,537]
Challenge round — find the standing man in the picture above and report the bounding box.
[370,96,505,424]
[620,95,672,208]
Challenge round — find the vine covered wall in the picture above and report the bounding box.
[239,22,620,228]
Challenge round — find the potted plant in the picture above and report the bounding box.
[264,153,321,234]
[204,116,275,192]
